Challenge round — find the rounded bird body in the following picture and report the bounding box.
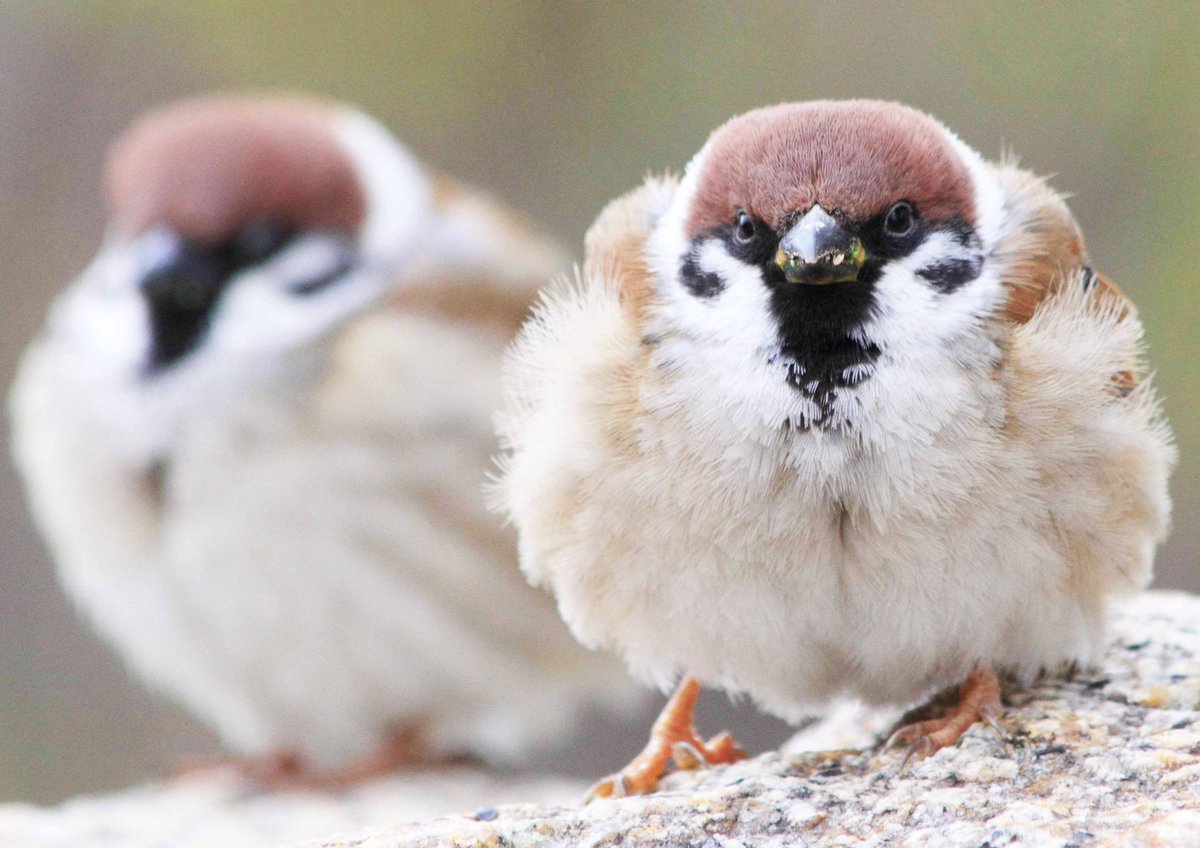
[11,94,638,775]
[495,101,1174,793]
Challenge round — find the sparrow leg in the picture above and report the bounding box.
[886,666,1002,770]
[586,676,746,801]
[173,725,436,791]
[172,749,305,785]
[316,724,435,789]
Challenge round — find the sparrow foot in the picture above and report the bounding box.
[586,676,746,801]
[312,724,435,789]
[172,749,306,787]
[886,666,1003,771]
[174,725,434,792]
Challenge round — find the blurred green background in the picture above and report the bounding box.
[0,1,1195,804]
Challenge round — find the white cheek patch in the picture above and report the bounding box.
[864,233,1000,356]
[657,239,778,350]
[269,232,356,291]
[205,261,384,361]
[694,241,781,350]
[862,129,1007,361]
[133,255,387,455]
[53,243,153,374]
[649,237,826,434]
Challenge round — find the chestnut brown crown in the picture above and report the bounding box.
[685,100,977,238]
[105,95,367,245]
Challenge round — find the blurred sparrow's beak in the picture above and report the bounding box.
[774,205,866,285]
[134,230,230,371]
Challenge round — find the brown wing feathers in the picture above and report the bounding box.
[991,165,1137,392]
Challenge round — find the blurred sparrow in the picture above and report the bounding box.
[494,100,1174,796]
[10,94,637,783]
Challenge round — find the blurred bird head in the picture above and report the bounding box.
[58,93,430,381]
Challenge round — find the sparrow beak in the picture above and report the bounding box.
[774,205,866,285]
[132,230,231,371]
[136,232,228,313]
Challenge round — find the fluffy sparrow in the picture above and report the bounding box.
[10,94,638,782]
[494,100,1175,796]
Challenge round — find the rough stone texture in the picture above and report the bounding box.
[0,770,587,848]
[3,591,1199,848]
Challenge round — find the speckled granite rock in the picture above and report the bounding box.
[3,591,1198,848]
[0,769,589,848]
[303,591,1200,848]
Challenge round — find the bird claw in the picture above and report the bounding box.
[885,667,1005,772]
[585,771,638,803]
[585,773,622,802]
[582,678,747,802]
[898,735,934,774]
[883,726,910,752]
[704,731,747,764]
[672,741,706,770]
[884,722,931,753]
[673,733,748,771]
[980,705,1005,739]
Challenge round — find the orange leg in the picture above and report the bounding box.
[173,750,305,786]
[887,666,1003,770]
[175,725,434,791]
[587,676,746,800]
[315,725,433,789]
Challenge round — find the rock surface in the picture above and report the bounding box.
[3,591,1199,848]
[0,769,588,848]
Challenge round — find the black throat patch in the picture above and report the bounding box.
[767,273,883,426]
[677,209,982,426]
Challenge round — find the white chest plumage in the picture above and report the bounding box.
[500,197,1169,727]
[14,311,638,769]
[543,325,1084,719]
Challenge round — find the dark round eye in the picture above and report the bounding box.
[734,210,756,243]
[883,202,916,237]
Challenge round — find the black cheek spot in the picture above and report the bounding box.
[680,251,724,298]
[917,255,983,293]
[289,255,355,296]
[913,219,983,294]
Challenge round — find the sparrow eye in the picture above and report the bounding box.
[734,210,756,244]
[883,202,916,237]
